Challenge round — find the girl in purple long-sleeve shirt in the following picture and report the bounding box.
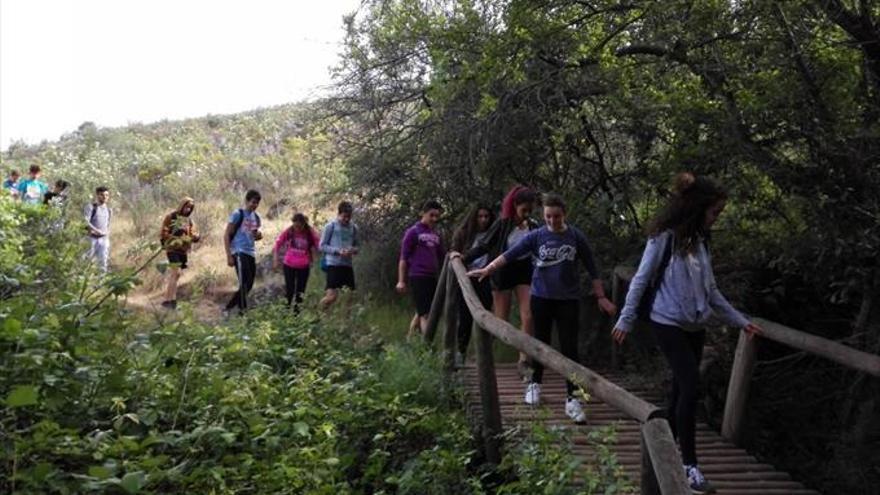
[396,200,445,336]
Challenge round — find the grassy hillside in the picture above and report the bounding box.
[1,104,347,313]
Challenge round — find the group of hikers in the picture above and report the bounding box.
[4,166,112,273]
[216,190,359,315]
[3,165,70,206]
[6,163,757,492]
[393,174,760,494]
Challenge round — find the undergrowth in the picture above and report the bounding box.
[1,198,633,494]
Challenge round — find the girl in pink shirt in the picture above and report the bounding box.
[273,213,320,311]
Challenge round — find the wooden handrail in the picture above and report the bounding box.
[613,265,880,376]
[451,259,659,421]
[438,257,689,493]
[612,264,880,446]
[423,256,448,344]
[752,317,880,376]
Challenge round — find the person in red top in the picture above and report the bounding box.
[273,213,320,312]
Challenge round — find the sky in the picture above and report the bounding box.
[0,0,362,150]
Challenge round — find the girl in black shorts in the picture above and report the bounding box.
[450,204,496,364]
[454,186,538,376]
[397,201,445,336]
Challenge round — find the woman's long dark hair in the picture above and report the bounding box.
[452,204,496,252]
[647,172,728,253]
[289,212,312,234]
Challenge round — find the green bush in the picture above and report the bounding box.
[1,203,635,494]
[498,422,635,495]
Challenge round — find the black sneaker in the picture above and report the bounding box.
[161,300,177,310]
[685,464,716,494]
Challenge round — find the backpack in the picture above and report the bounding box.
[89,203,111,225]
[87,203,111,237]
[319,222,335,272]
[636,233,674,321]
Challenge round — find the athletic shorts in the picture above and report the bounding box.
[326,265,356,290]
[493,258,532,291]
[166,251,189,269]
[409,275,438,316]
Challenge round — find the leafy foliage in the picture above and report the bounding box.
[330,1,880,492]
[1,203,626,493]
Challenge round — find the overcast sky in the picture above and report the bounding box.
[0,0,361,150]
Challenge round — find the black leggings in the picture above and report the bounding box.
[456,278,493,354]
[652,321,706,466]
[530,296,580,397]
[226,253,256,311]
[283,265,310,311]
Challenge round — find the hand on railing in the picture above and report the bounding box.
[467,267,491,281]
[743,322,762,340]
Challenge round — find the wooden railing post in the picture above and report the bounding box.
[640,427,660,495]
[474,320,502,464]
[442,264,459,372]
[641,418,690,495]
[722,329,758,444]
[423,256,448,344]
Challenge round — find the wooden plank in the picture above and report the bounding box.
[462,365,820,495]
[422,256,448,344]
[722,329,758,444]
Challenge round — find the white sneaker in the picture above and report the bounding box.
[565,397,587,424]
[524,382,541,406]
[685,464,715,494]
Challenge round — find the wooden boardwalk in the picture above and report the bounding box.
[462,362,821,495]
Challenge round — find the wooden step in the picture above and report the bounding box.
[461,365,819,494]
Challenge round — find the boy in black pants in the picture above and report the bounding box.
[224,190,262,315]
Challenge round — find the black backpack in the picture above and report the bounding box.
[636,233,674,321]
[87,203,111,237]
